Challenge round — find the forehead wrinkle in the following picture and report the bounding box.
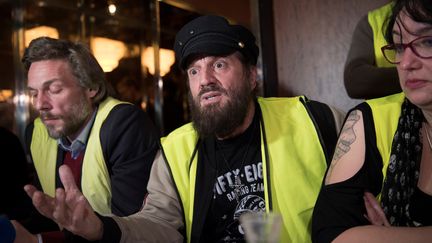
[28,78,60,90]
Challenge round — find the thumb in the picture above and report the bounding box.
[59,165,78,192]
[24,184,38,198]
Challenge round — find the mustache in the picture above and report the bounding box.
[198,84,227,98]
[40,112,59,120]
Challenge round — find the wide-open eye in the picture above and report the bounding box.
[214,61,226,70]
[187,68,198,77]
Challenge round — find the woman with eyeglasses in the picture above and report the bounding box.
[312,0,432,242]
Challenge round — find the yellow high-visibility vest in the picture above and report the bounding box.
[162,97,328,243]
[31,97,126,215]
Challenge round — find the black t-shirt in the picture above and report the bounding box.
[201,115,264,242]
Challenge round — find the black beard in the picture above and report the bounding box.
[188,82,253,138]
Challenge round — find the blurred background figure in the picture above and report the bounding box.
[344,1,401,99]
[0,103,15,133]
[107,57,144,106]
[0,127,32,221]
[161,62,188,134]
[108,57,188,135]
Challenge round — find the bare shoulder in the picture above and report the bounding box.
[325,110,366,185]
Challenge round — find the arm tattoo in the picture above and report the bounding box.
[333,111,360,160]
[326,110,360,183]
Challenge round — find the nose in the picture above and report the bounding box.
[32,93,51,111]
[199,66,216,87]
[399,47,422,71]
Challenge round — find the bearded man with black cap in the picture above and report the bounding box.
[23,15,344,243]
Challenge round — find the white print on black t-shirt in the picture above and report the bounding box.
[212,161,265,242]
[214,161,264,202]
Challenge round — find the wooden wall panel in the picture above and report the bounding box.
[273,0,391,111]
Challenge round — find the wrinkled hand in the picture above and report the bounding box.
[363,191,390,226]
[24,165,103,240]
[11,220,38,243]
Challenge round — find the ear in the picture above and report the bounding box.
[86,88,98,99]
[249,66,258,91]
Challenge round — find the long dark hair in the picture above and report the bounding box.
[385,0,432,44]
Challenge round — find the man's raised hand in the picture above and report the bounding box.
[24,165,104,240]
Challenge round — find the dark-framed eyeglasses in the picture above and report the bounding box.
[381,36,432,64]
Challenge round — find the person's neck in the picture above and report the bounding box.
[216,101,255,140]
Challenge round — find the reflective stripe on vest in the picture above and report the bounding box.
[31,97,126,215]
[366,92,404,198]
[368,2,395,68]
[162,97,328,243]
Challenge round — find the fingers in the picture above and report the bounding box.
[23,165,100,239]
[71,195,104,240]
[68,195,91,233]
[24,185,57,219]
[363,196,375,223]
[59,165,78,192]
[363,192,390,227]
[369,199,390,227]
[53,188,68,228]
[24,184,38,198]
[73,195,89,221]
[60,194,100,239]
[364,192,380,210]
[52,184,95,236]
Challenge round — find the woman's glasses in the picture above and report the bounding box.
[381,36,432,64]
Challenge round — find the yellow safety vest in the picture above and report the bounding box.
[366,92,405,194]
[30,97,126,215]
[162,97,328,243]
[368,2,395,68]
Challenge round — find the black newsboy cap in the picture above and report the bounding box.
[174,15,259,70]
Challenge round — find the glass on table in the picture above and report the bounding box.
[240,211,282,243]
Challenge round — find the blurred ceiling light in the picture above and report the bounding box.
[37,0,46,7]
[108,4,117,15]
[25,26,59,47]
[91,37,127,72]
[0,89,13,102]
[141,47,175,77]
